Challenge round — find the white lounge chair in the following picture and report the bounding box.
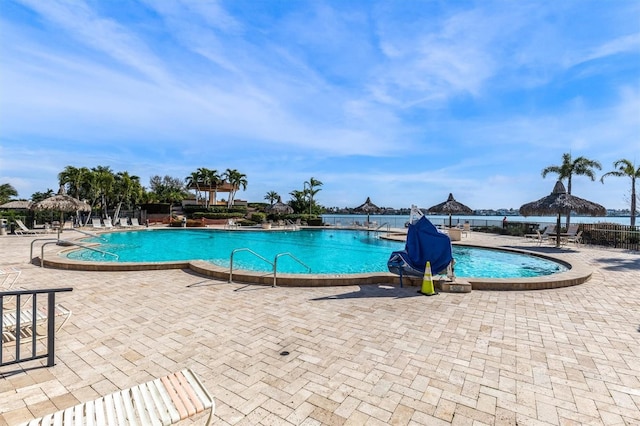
[118,217,130,227]
[14,219,48,236]
[103,218,114,229]
[130,218,142,227]
[1,267,21,290]
[91,218,103,228]
[2,303,71,335]
[18,368,215,426]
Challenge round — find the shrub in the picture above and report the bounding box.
[251,212,266,223]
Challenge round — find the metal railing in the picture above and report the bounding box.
[31,239,118,267]
[229,248,273,283]
[229,249,311,287]
[273,253,311,287]
[1,287,73,368]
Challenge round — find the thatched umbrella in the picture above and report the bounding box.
[427,193,473,227]
[354,197,380,223]
[267,196,294,215]
[519,181,606,247]
[31,186,91,238]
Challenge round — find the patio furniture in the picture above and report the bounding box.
[14,219,49,236]
[18,368,215,426]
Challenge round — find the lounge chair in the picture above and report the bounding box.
[2,303,72,344]
[14,219,48,236]
[462,222,471,237]
[570,230,583,245]
[525,225,556,245]
[130,218,142,227]
[1,267,21,290]
[91,218,103,228]
[225,218,238,229]
[103,218,114,229]
[118,217,130,227]
[18,368,215,426]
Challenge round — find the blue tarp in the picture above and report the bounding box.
[387,216,453,276]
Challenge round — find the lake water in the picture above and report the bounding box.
[321,214,632,229]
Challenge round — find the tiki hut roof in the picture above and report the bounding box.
[267,196,294,214]
[519,181,606,217]
[31,187,91,213]
[0,200,33,209]
[354,197,380,213]
[427,193,473,215]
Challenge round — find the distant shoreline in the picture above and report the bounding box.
[321,214,634,228]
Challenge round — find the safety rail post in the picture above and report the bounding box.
[273,253,311,287]
[0,287,73,368]
[229,248,274,283]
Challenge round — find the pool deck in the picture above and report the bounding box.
[1,230,639,425]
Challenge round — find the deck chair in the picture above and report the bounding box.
[1,267,24,308]
[118,217,131,227]
[14,219,48,236]
[103,218,114,229]
[2,303,72,344]
[91,218,103,228]
[18,368,215,426]
[1,267,21,290]
[130,218,141,227]
[526,225,556,245]
[460,222,471,237]
[564,230,583,247]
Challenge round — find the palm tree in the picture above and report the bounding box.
[264,190,279,206]
[0,183,18,205]
[113,172,141,221]
[542,153,602,228]
[601,159,640,227]
[288,189,308,214]
[92,166,115,218]
[185,171,202,205]
[223,169,248,208]
[204,168,221,208]
[303,177,323,216]
[58,166,89,199]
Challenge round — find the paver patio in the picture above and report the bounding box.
[1,231,639,425]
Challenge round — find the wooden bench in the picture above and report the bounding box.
[20,369,215,426]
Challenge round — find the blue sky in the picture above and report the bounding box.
[1,0,639,211]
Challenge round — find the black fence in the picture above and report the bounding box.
[580,223,640,251]
[1,287,73,368]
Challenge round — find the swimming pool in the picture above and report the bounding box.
[67,229,567,278]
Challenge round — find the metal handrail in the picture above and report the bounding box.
[229,248,273,283]
[66,228,107,241]
[273,252,311,287]
[30,238,59,263]
[229,249,311,287]
[374,222,390,235]
[37,240,119,267]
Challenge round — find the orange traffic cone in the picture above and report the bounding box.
[420,260,438,296]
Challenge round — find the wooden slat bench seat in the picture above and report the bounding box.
[19,369,214,426]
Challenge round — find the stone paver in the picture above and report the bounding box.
[1,231,639,425]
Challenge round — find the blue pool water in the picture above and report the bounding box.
[68,229,567,278]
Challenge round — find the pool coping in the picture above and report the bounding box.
[36,230,593,291]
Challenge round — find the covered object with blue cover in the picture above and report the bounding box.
[387,216,453,277]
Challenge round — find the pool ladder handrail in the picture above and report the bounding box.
[67,227,108,241]
[229,248,311,287]
[373,222,390,236]
[31,239,119,267]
